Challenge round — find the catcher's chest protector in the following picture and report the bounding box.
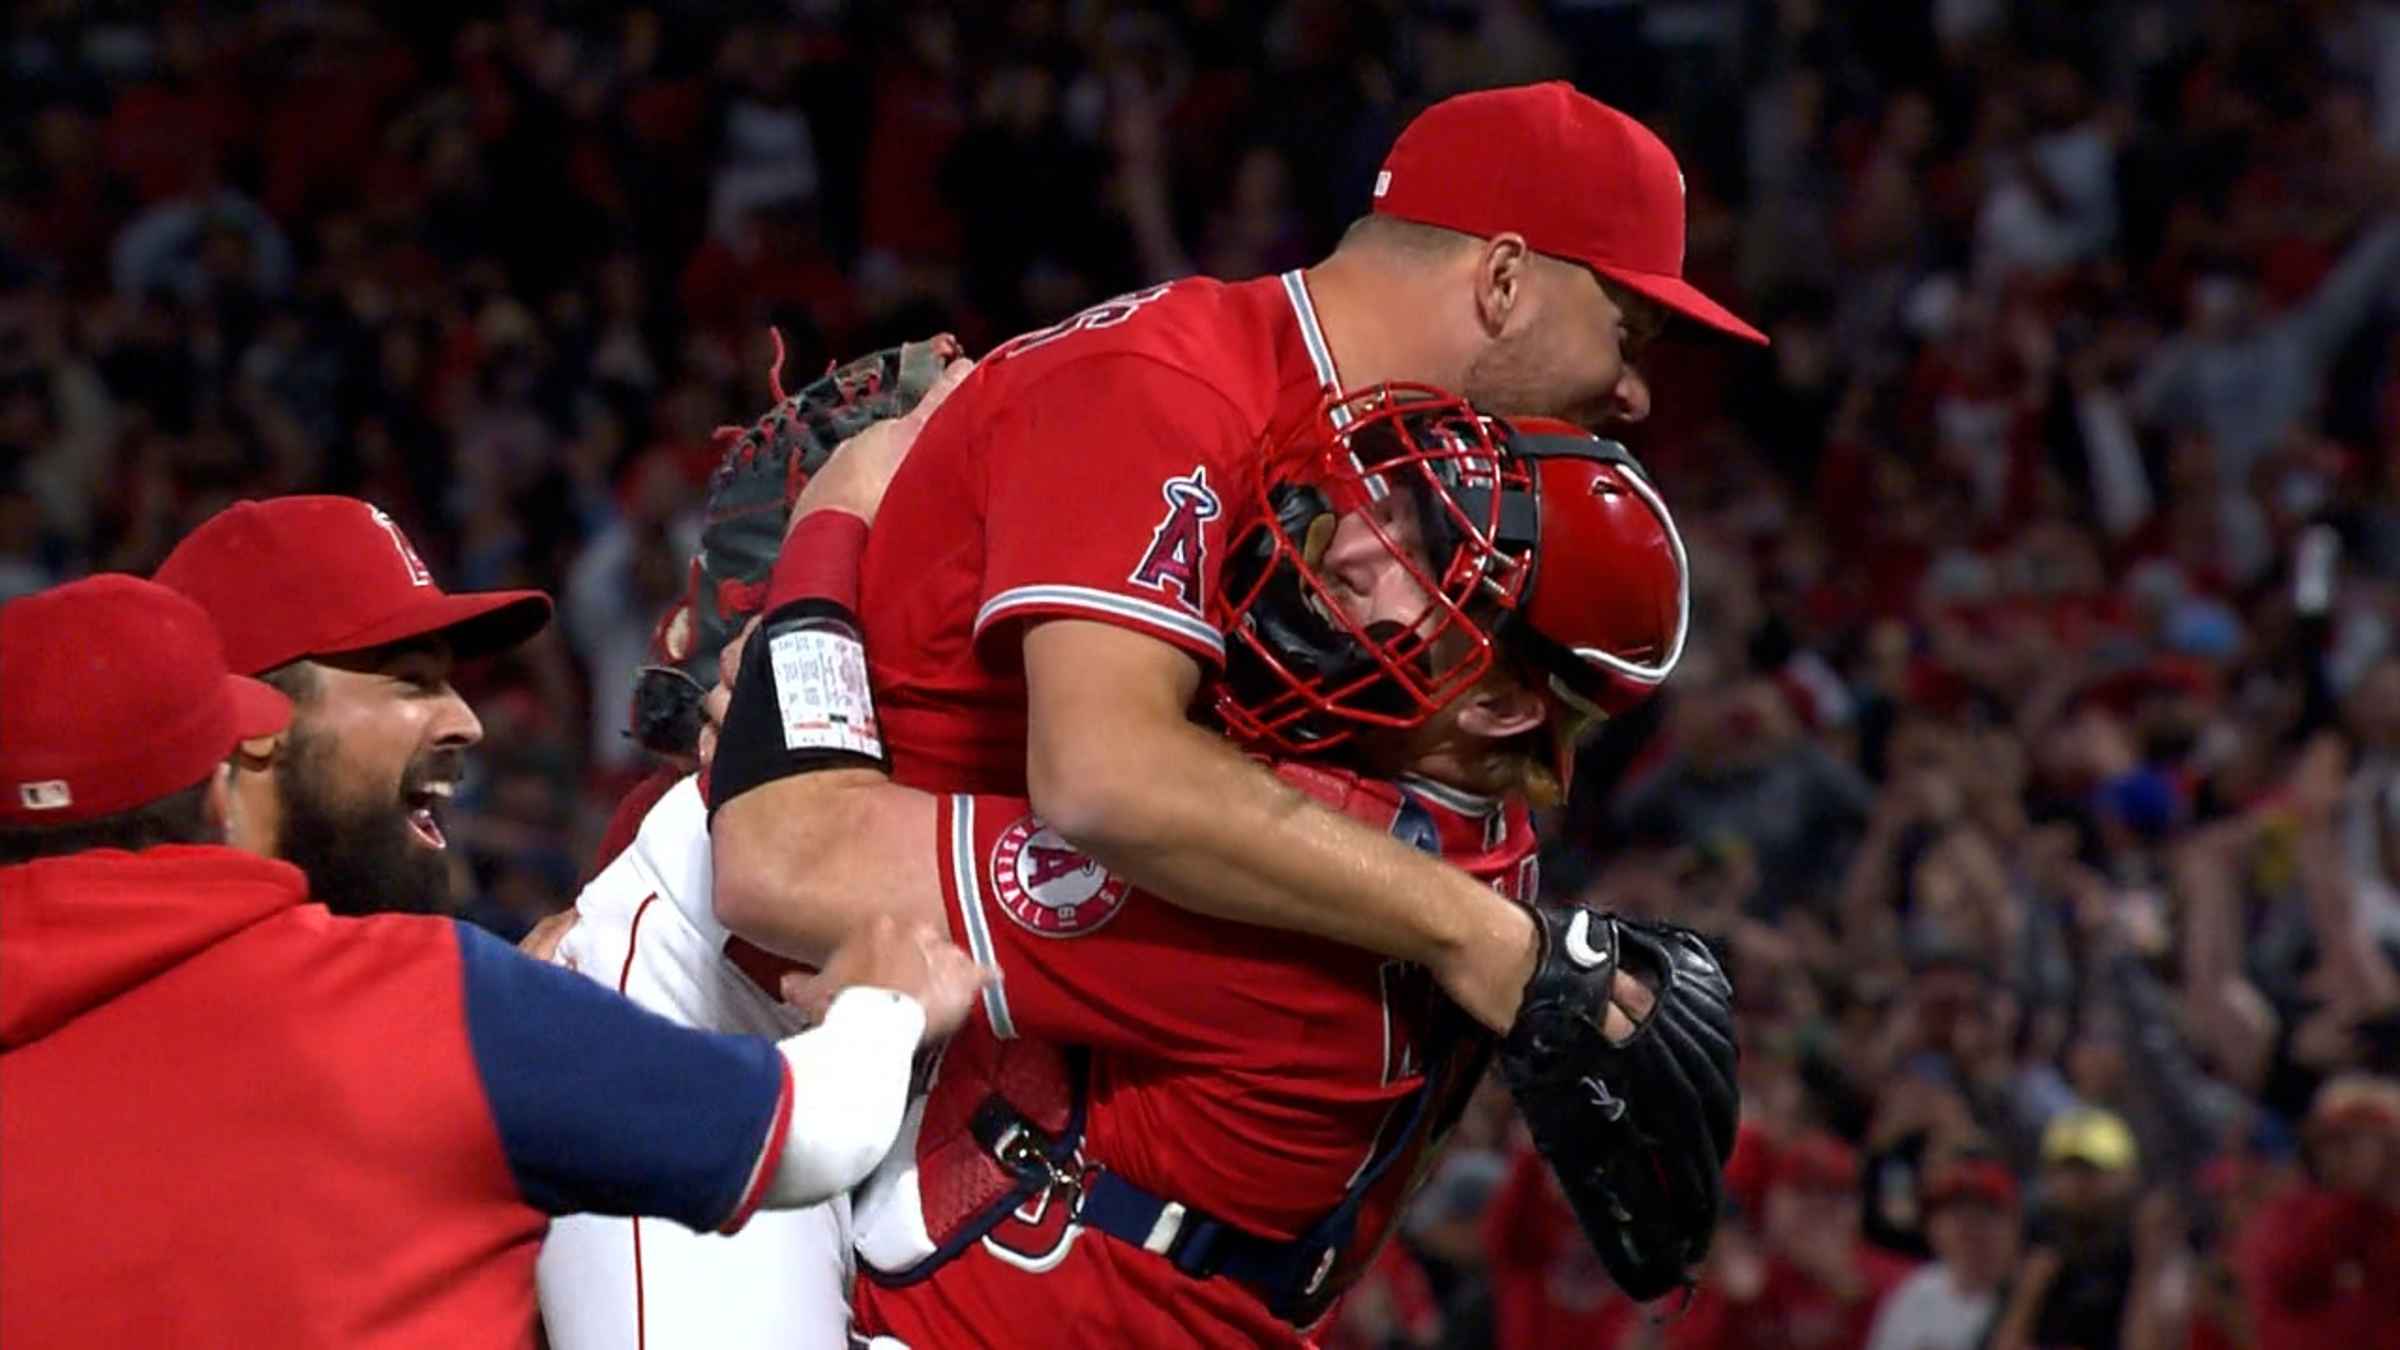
[862,767,1537,1307]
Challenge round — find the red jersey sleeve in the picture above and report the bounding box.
[932,791,1244,1058]
[974,355,1256,667]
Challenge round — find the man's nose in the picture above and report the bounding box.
[429,687,485,749]
[1609,364,1652,426]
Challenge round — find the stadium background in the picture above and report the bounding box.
[4,2,2397,1346]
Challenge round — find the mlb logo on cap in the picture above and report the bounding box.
[0,575,293,826]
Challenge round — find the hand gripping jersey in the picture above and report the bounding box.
[849,762,1538,1349]
[856,271,1351,793]
[538,776,856,1350]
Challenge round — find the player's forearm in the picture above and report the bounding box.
[1036,710,1535,1029]
[712,770,942,966]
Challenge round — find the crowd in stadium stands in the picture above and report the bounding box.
[5,2,2398,1347]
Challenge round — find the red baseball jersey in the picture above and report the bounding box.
[853,764,1538,1349]
[857,270,1348,794]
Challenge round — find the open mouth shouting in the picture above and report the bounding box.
[404,778,455,850]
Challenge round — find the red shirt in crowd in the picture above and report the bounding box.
[2234,1184,2400,1350]
[1485,1140,1645,1350]
[1667,1243,1916,1350]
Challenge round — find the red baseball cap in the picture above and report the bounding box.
[1771,1132,1861,1193]
[154,496,551,675]
[1372,81,1766,344]
[1,575,291,826]
[1923,1159,2021,1211]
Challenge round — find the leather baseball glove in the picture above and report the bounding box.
[630,333,962,758]
[1498,905,1739,1302]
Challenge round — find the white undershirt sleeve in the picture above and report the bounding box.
[763,987,926,1207]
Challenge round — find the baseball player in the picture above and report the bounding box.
[707,82,1765,1043]
[768,391,1735,1346]
[534,348,976,1350]
[553,83,1752,1347]
[0,575,982,1349]
[152,494,551,919]
[537,375,1734,1345]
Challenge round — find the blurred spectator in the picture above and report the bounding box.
[1990,1108,2141,1350]
[1616,672,1875,922]
[2130,168,2400,483]
[2233,1074,2400,1349]
[1671,1133,1916,1350]
[1322,1241,1445,1350]
[1865,1158,2020,1350]
[1483,1137,1644,1350]
[562,447,696,777]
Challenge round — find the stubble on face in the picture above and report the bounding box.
[1461,262,1657,428]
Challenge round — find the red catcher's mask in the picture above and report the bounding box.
[1212,386,1689,758]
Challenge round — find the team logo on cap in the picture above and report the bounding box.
[17,780,71,812]
[367,505,434,588]
[990,815,1129,937]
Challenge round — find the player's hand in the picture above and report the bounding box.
[789,351,975,527]
[780,915,989,1043]
[697,615,763,769]
[1603,968,1656,1040]
[518,909,579,968]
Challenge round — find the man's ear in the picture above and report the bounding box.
[1474,233,1534,337]
[1457,671,1548,740]
[231,732,280,774]
[223,736,285,857]
[206,761,236,845]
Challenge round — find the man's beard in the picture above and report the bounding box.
[276,724,457,917]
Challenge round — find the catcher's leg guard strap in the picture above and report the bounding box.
[708,598,888,817]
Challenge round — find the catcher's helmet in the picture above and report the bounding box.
[1212,386,1687,763]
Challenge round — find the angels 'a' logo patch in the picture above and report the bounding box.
[990,815,1129,937]
[1128,467,1221,613]
[366,504,435,587]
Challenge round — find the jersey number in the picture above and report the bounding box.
[993,283,1175,362]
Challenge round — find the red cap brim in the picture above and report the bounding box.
[225,675,293,742]
[313,590,553,664]
[1591,265,1768,345]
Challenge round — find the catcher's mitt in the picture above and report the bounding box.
[1498,906,1739,1302]
[631,332,963,757]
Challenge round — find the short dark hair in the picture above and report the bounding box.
[1337,213,1479,257]
[0,777,220,865]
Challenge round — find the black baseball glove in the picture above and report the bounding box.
[631,333,963,758]
[1498,905,1739,1302]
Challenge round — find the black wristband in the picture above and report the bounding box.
[706,598,888,818]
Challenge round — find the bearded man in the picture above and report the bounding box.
[155,495,551,915]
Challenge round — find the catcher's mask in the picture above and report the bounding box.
[1213,386,1688,770]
